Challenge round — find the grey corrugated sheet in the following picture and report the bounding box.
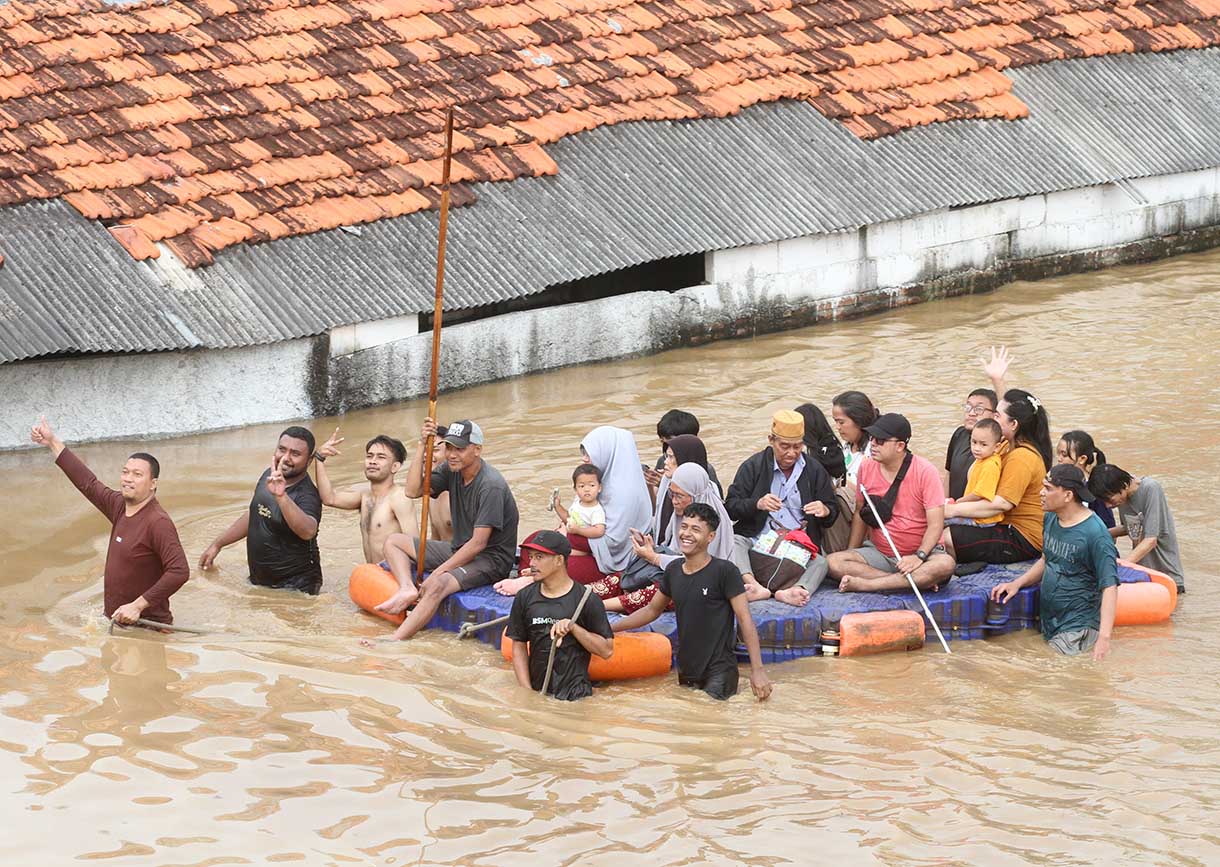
[4,48,1220,364]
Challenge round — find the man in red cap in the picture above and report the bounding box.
[507,530,614,700]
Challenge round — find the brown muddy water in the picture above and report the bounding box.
[2,249,1219,865]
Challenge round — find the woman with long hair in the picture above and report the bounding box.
[831,390,879,489]
[944,389,1052,564]
[1057,429,1115,529]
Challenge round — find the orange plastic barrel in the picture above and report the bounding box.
[838,610,926,656]
[1115,582,1174,626]
[349,563,406,626]
[500,630,671,681]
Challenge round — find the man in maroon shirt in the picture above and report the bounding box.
[32,418,190,625]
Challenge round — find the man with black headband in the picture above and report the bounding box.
[828,413,956,592]
[992,465,1119,659]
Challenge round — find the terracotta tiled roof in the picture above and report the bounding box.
[1,0,1219,267]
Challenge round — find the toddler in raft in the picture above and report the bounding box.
[551,463,607,557]
[954,418,1004,525]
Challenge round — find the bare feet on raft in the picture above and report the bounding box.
[494,575,534,596]
[743,579,772,602]
[774,586,811,607]
[838,575,873,593]
[373,588,418,615]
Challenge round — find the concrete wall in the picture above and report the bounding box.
[4,167,1220,448]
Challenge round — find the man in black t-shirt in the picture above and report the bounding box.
[506,531,614,701]
[945,388,997,500]
[200,426,324,594]
[614,504,772,701]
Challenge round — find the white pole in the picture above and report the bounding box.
[859,485,952,654]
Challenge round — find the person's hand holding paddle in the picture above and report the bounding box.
[550,617,575,646]
[111,597,149,625]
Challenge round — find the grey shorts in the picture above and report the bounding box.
[417,539,509,591]
[846,540,949,572]
[1048,627,1100,655]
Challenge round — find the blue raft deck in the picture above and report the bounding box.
[412,562,1159,663]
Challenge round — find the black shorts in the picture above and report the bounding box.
[679,659,740,701]
[417,539,509,590]
[949,522,1040,564]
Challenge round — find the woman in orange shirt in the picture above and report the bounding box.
[943,389,1053,564]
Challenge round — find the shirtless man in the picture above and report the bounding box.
[313,430,409,562]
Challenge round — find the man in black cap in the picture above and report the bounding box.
[506,530,614,700]
[991,465,1119,660]
[381,417,519,641]
[826,413,956,592]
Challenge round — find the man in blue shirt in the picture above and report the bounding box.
[991,464,1119,660]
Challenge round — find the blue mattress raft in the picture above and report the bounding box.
[405,561,1165,664]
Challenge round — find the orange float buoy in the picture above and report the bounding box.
[1119,559,1179,609]
[1115,582,1174,626]
[500,629,671,681]
[838,610,926,657]
[349,563,406,626]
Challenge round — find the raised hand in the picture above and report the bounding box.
[981,345,1012,390]
[317,427,344,459]
[267,454,287,498]
[30,416,54,447]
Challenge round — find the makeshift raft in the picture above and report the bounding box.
[349,559,1176,666]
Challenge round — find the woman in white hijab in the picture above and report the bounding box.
[638,462,736,572]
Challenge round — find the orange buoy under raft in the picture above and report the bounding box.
[500,630,672,681]
[349,563,406,626]
[837,610,926,656]
[1115,560,1178,626]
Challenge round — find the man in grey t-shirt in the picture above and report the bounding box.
[1089,465,1185,592]
[378,418,520,641]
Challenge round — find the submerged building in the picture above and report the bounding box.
[2,0,1220,447]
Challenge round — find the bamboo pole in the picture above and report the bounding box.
[415,107,455,582]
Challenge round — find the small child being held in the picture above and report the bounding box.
[551,464,607,555]
[957,418,1004,524]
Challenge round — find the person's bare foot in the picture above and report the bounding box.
[374,588,418,614]
[774,586,811,607]
[838,575,874,593]
[743,580,772,602]
[493,575,534,596]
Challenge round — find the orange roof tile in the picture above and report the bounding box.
[1,0,1218,266]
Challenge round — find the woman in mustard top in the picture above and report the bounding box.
[943,389,1053,564]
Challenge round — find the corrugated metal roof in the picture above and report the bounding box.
[3,48,1220,364]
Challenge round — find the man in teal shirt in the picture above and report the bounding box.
[991,465,1119,660]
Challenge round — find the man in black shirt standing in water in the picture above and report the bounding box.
[200,427,324,594]
[507,531,614,700]
[614,503,772,701]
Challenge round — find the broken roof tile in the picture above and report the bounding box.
[1,0,1218,266]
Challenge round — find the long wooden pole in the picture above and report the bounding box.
[416,107,455,581]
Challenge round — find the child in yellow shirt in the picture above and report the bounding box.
[959,419,1004,525]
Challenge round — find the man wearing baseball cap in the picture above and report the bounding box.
[506,531,614,700]
[827,413,956,593]
[380,416,520,641]
[991,464,1119,659]
[723,409,839,606]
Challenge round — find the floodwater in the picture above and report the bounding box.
[3,248,1219,865]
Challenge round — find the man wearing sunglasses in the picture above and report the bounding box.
[830,414,956,593]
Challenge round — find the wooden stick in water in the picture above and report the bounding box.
[128,618,210,635]
[416,106,456,585]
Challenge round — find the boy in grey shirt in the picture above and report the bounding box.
[1089,465,1185,592]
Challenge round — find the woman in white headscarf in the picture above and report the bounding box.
[580,426,653,576]
[637,462,735,572]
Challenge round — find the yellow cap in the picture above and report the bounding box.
[771,410,805,440]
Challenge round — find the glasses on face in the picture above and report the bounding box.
[963,404,993,416]
[870,436,897,446]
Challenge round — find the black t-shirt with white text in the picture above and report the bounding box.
[658,557,745,682]
[507,581,613,701]
[246,469,323,593]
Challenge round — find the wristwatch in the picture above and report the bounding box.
[916,549,929,561]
